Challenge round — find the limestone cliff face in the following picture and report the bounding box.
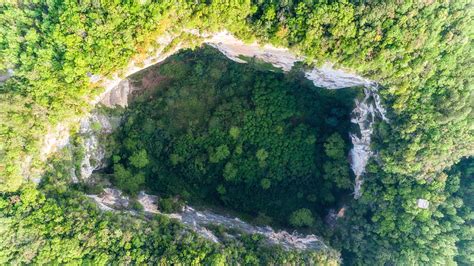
[74,112,121,181]
[99,79,134,108]
[88,188,332,252]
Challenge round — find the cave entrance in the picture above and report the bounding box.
[104,45,360,229]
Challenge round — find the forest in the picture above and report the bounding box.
[0,1,472,265]
[1,155,339,264]
[108,47,357,228]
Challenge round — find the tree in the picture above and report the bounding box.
[229,126,240,139]
[323,133,351,189]
[209,145,230,163]
[129,149,149,168]
[113,164,144,194]
[324,133,345,159]
[289,208,314,227]
[260,178,271,189]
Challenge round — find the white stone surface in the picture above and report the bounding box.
[100,79,133,107]
[87,188,129,210]
[206,31,300,71]
[417,199,430,209]
[305,65,368,89]
[90,189,331,251]
[76,112,120,181]
[0,69,13,83]
[350,86,388,199]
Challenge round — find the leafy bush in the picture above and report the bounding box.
[158,197,184,213]
[289,208,315,227]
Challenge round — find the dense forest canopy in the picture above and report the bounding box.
[1,159,340,264]
[109,47,357,228]
[0,1,472,265]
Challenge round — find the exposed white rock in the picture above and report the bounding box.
[90,188,330,251]
[137,192,159,213]
[75,112,120,181]
[417,199,430,209]
[0,69,14,83]
[305,65,369,89]
[87,195,115,212]
[87,188,129,210]
[100,79,134,107]
[350,86,388,198]
[206,31,300,71]
[206,31,371,89]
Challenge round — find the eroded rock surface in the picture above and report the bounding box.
[206,31,299,71]
[75,112,121,181]
[89,188,330,251]
[350,86,388,198]
[100,79,134,107]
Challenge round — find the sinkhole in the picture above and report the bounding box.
[93,46,363,230]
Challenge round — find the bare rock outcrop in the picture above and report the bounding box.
[99,79,134,107]
[89,188,331,251]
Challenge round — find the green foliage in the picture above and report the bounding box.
[332,157,474,264]
[0,182,339,265]
[289,208,315,227]
[323,133,351,189]
[158,197,183,214]
[256,148,269,163]
[110,47,355,226]
[0,1,472,264]
[229,126,240,139]
[129,149,149,169]
[452,158,474,265]
[113,163,144,195]
[324,133,346,160]
[260,178,271,190]
[209,145,230,163]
